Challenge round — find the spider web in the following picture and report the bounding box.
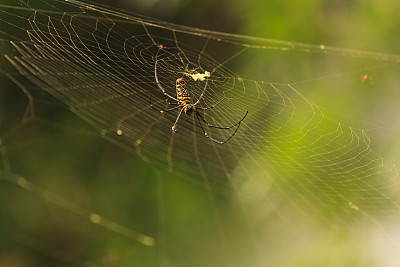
[1,0,400,266]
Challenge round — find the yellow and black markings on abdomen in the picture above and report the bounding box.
[176,78,191,105]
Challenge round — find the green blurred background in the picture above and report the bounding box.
[1,0,400,266]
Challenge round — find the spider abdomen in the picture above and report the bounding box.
[176,78,190,96]
[176,78,192,113]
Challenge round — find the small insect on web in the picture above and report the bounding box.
[152,59,248,144]
[361,74,372,83]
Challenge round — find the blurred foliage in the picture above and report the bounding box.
[1,0,400,266]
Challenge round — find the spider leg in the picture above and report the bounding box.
[150,91,180,113]
[194,110,247,144]
[150,103,181,114]
[163,106,182,114]
[172,108,185,132]
[154,59,179,102]
[199,98,226,111]
[193,77,209,105]
[196,110,248,129]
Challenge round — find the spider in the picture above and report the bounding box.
[152,59,248,144]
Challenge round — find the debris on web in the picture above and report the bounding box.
[185,71,210,81]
